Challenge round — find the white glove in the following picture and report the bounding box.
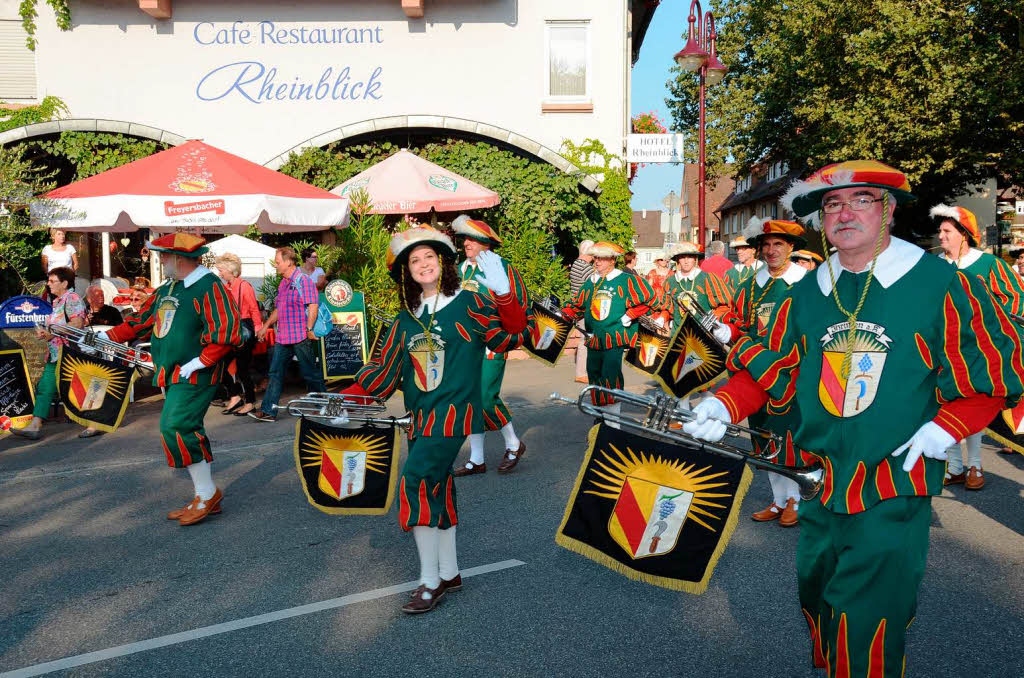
[474,250,511,296]
[329,410,351,427]
[682,397,731,443]
[77,336,98,356]
[93,330,109,342]
[712,322,732,345]
[620,314,633,327]
[654,316,666,328]
[178,356,206,380]
[891,421,953,473]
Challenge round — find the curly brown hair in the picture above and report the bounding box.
[398,247,461,312]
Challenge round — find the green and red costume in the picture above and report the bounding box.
[562,270,656,405]
[660,269,731,328]
[459,256,531,430]
[723,261,764,295]
[107,267,241,468]
[346,290,529,530]
[715,238,1023,676]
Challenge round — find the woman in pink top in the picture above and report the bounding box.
[215,253,263,415]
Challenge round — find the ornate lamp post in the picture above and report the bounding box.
[674,0,727,249]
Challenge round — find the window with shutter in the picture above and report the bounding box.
[0,21,36,100]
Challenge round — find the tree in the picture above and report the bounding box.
[0,146,56,297]
[666,0,1024,231]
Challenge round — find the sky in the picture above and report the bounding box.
[630,0,689,211]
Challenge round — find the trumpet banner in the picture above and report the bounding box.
[652,314,728,399]
[293,417,401,515]
[984,400,1024,455]
[625,322,669,376]
[556,424,752,594]
[525,301,574,366]
[57,344,138,432]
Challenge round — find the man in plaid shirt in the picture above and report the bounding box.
[249,246,326,422]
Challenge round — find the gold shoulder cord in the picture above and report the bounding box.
[819,191,889,380]
[401,268,439,358]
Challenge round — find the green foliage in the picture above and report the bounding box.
[30,131,169,180]
[18,1,72,50]
[495,216,569,301]
[559,138,634,247]
[327,189,398,316]
[0,146,57,297]
[665,0,1024,226]
[0,96,68,132]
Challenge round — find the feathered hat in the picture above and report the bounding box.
[929,204,980,246]
[791,249,824,263]
[781,160,915,227]
[147,232,208,258]
[745,219,806,250]
[386,226,457,280]
[588,241,626,258]
[452,214,502,247]
[670,241,704,260]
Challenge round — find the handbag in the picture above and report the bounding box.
[312,301,333,338]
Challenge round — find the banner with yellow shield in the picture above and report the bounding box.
[57,344,138,432]
[294,416,401,515]
[556,423,752,593]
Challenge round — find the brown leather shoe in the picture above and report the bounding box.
[751,503,782,522]
[439,574,462,593]
[178,488,223,526]
[574,377,589,384]
[997,447,1013,454]
[402,584,443,614]
[497,442,526,473]
[965,466,985,490]
[779,498,799,527]
[944,471,966,486]
[453,461,486,477]
[167,498,223,521]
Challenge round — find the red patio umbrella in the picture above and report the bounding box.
[32,140,349,234]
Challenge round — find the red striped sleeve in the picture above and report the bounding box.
[942,291,972,396]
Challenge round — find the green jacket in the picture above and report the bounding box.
[942,248,1024,319]
[723,261,764,294]
[722,239,1023,514]
[459,255,531,359]
[107,266,242,387]
[355,290,529,438]
[661,270,731,328]
[562,269,656,350]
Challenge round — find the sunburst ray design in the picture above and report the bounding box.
[300,431,391,474]
[535,312,569,345]
[584,443,733,532]
[822,331,886,354]
[60,355,128,398]
[674,328,724,381]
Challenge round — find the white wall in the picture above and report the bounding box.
[25,0,628,166]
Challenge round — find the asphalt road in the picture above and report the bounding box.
[1,361,1022,677]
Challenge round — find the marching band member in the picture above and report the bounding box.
[562,242,656,420]
[339,227,529,614]
[101,234,241,526]
[661,242,731,330]
[724,228,764,291]
[645,253,672,323]
[931,203,1024,489]
[791,250,824,271]
[451,216,530,476]
[684,161,1023,677]
[11,266,87,441]
[717,219,808,526]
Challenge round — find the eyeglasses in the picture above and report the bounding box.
[822,197,883,214]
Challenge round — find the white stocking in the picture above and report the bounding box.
[500,423,520,451]
[768,471,800,506]
[438,526,459,581]
[965,432,983,469]
[412,526,441,591]
[467,433,486,466]
[186,460,216,503]
[946,440,965,475]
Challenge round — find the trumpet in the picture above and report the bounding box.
[38,323,155,373]
[636,314,669,337]
[282,392,411,430]
[549,385,824,500]
[677,291,730,350]
[367,304,396,327]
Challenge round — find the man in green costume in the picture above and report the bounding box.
[724,229,764,292]
[102,233,241,526]
[718,218,808,526]
[659,241,732,331]
[451,215,530,476]
[685,160,1024,677]
[562,242,656,417]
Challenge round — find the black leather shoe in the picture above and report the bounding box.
[402,584,444,614]
[10,428,42,440]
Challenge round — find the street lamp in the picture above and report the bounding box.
[674,0,727,249]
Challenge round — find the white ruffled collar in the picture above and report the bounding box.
[183,265,213,288]
[674,268,701,282]
[413,290,460,317]
[755,261,806,288]
[591,269,622,283]
[939,248,983,269]
[816,237,923,295]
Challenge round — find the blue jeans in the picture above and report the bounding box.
[260,339,325,417]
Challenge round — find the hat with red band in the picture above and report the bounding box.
[782,160,915,226]
[452,215,502,247]
[386,226,457,280]
[744,219,807,250]
[147,233,208,258]
[929,204,981,246]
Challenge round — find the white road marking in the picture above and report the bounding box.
[0,559,526,678]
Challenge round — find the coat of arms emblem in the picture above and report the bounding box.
[818,321,891,417]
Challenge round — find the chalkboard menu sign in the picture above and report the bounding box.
[319,280,369,381]
[0,348,35,433]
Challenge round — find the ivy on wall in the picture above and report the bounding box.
[0,96,68,132]
[28,131,169,180]
[18,0,72,50]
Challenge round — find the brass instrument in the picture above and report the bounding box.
[636,314,668,337]
[550,385,824,500]
[535,296,594,340]
[677,290,731,350]
[38,323,155,373]
[367,305,396,327]
[282,392,411,430]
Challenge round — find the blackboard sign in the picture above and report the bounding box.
[319,280,369,381]
[0,348,35,433]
